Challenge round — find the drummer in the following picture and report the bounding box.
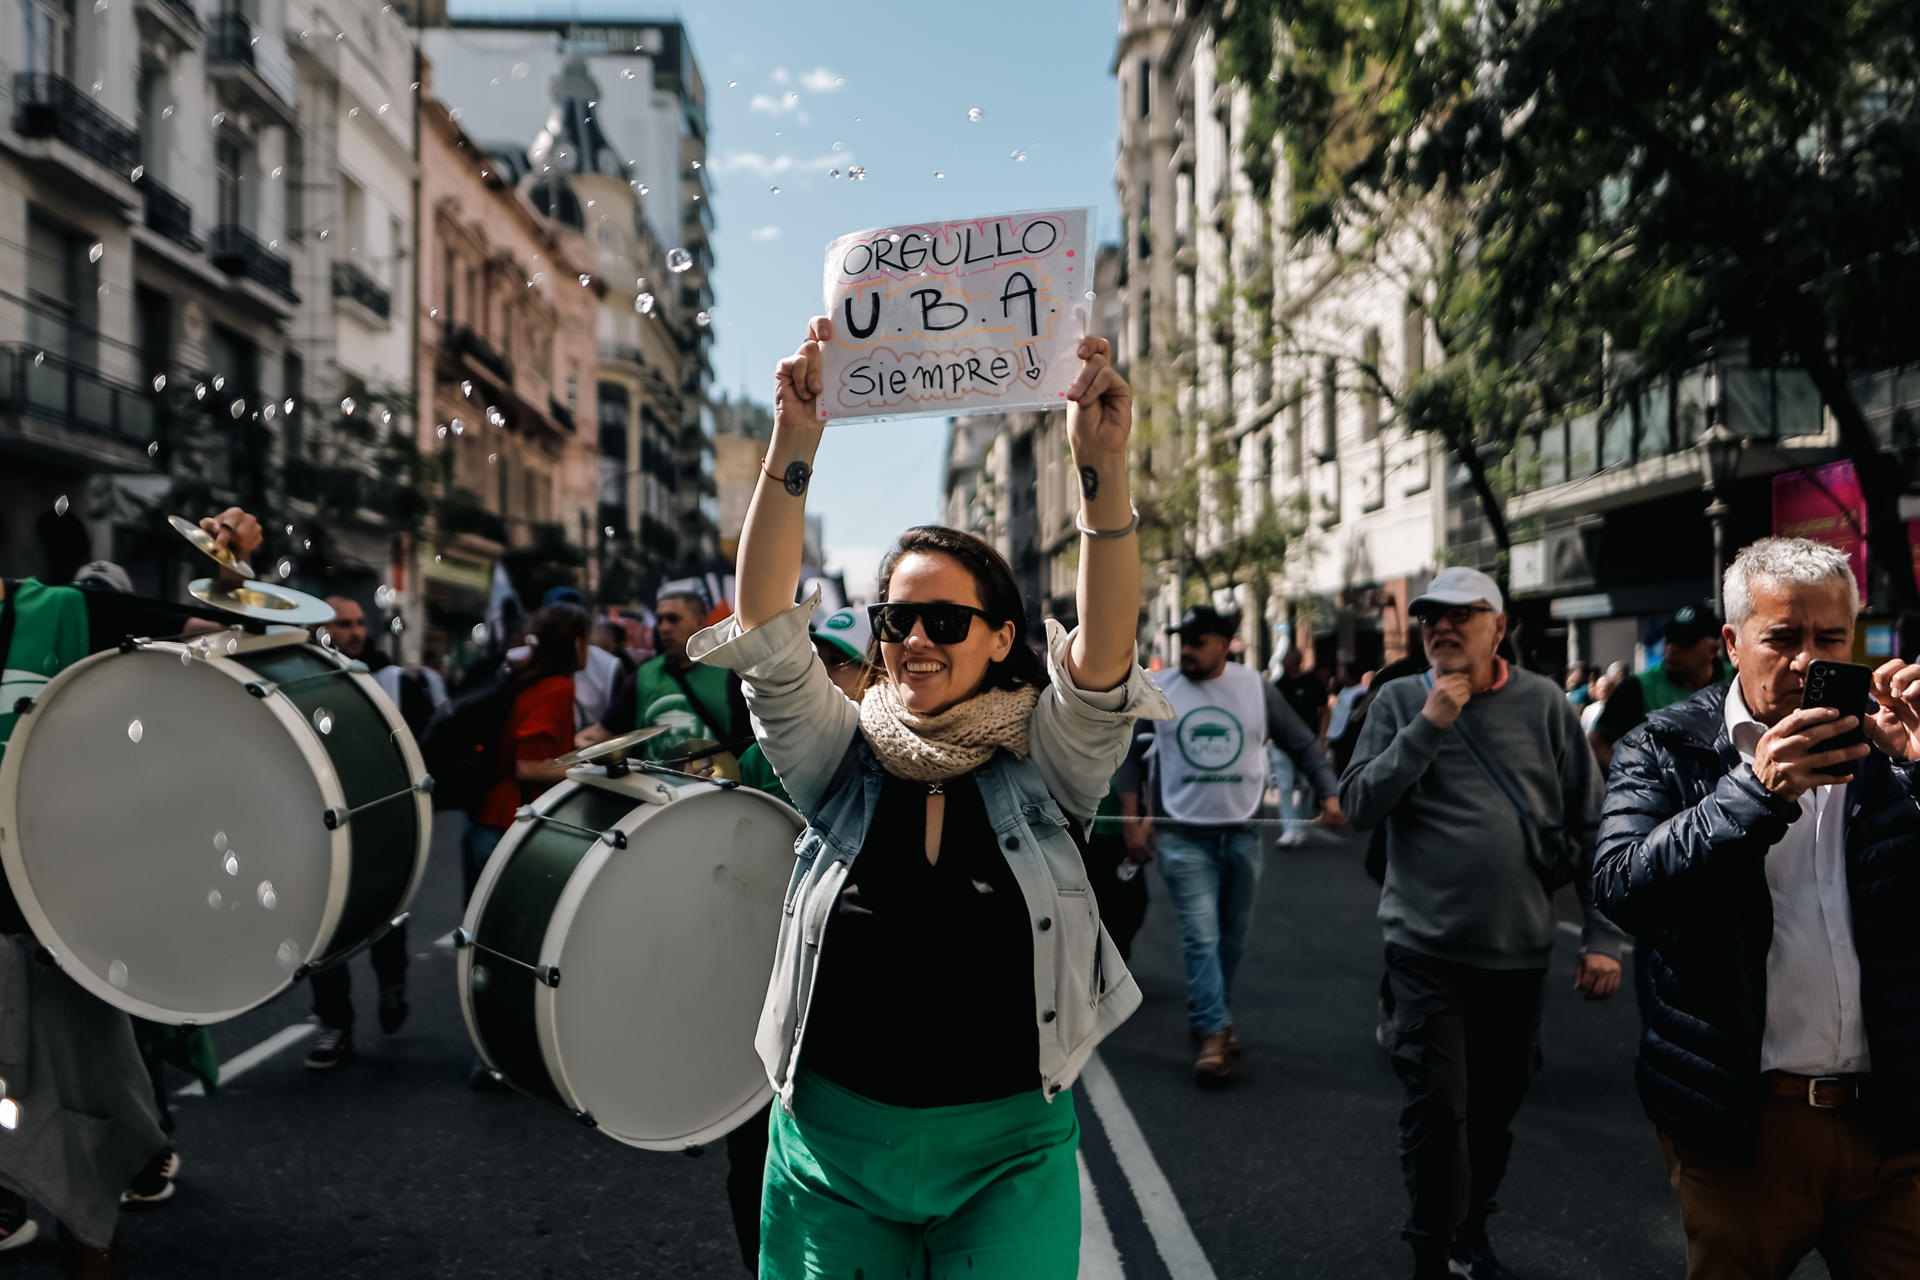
[0,509,261,1275]
[691,319,1168,1279]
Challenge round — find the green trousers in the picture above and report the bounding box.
[760,1070,1081,1280]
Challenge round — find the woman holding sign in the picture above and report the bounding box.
[688,316,1168,1278]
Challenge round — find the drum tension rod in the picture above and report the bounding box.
[323,782,431,830]
[514,809,627,850]
[245,666,358,699]
[635,761,742,789]
[450,930,563,988]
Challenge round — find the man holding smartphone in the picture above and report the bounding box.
[1595,537,1920,1278]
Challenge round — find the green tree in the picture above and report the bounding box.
[1218,0,1920,609]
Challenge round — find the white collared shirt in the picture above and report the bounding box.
[1725,679,1870,1074]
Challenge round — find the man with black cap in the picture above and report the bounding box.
[1124,604,1339,1086]
[1588,605,1727,770]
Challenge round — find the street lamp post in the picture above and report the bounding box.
[1697,356,1742,616]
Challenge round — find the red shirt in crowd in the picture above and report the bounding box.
[477,675,576,830]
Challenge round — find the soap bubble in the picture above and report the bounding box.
[635,293,655,315]
[666,247,692,273]
[207,888,222,909]
[341,397,356,415]
[108,960,128,988]
[257,881,277,910]
[276,939,301,973]
[1012,149,1028,162]
[510,62,529,80]
[126,718,143,744]
[152,373,166,392]
[695,310,711,327]
[968,107,982,123]
[312,708,333,735]
[88,241,104,263]
[848,166,867,181]
[54,494,68,516]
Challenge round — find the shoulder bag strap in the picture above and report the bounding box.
[1424,673,1540,828]
[666,664,754,750]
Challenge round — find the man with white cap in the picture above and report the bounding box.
[1341,566,1625,1280]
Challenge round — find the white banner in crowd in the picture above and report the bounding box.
[818,207,1093,424]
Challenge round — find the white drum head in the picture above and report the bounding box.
[0,646,343,1022]
[545,784,801,1149]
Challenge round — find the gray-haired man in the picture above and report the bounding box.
[1596,538,1920,1278]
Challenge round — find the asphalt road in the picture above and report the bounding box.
[4,817,1832,1278]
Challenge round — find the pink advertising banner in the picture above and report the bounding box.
[1770,460,1920,598]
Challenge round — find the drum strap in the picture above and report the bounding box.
[666,665,752,752]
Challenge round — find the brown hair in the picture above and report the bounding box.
[509,603,590,687]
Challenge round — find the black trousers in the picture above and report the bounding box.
[1083,831,1149,962]
[309,923,409,1032]
[724,1102,773,1273]
[1384,943,1545,1255]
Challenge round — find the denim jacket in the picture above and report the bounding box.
[688,593,1173,1111]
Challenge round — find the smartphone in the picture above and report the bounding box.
[1802,659,1873,776]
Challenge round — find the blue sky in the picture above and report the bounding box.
[478,0,1126,589]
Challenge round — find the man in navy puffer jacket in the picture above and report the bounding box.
[1595,537,1920,1279]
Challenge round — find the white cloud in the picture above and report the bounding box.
[748,92,806,117]
[748,225,783,242]
[799,67,843,93]
[771,67,790,85]
[711,150,851,180]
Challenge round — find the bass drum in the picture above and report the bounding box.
[0,631,431,1024]
[458,771,802,1150]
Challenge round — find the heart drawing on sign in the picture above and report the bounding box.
[1021,346,1044,384]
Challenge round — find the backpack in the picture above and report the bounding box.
[419,669,518,814]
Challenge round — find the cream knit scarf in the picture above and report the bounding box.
[858,676,1040,784]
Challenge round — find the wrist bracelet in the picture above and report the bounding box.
[1075,503,1140,539]
[760,456,812,497]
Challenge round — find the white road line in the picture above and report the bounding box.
[1077,1151,1126,1280]
[1556,919,1636,952]
[176,1022,318,1097]
[1079,1050,1218,1280]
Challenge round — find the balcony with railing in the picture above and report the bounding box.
[138,174,200,252]
[209,225,298,302]
[137,0,203,46]
[445,325,513,386]
[0,344,159,470]
[331,259,392,323]
[548,397,575,432]
[10,74,141,190]
[206,13,296,120]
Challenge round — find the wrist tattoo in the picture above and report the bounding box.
[781,460,812,497]
[1079,465,1099,501]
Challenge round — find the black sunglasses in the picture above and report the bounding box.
[867,601,996,645]
[1415,605,1495,627]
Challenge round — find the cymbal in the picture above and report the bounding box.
[188,578,337,626]
[168,515,256,580]
[554,726,669,770]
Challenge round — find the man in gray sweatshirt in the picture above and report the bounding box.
[1341,566,1624,1280]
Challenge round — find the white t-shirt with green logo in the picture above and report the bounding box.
[1150,662,1271,824]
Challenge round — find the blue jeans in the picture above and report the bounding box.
[1268,747,1315,832]
[1155,824,1266,1036]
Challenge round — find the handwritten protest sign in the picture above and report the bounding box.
[819,207,1093,423]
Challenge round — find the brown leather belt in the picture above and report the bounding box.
[1766,1071,1868,1110]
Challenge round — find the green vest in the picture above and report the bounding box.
[0,579,90,770]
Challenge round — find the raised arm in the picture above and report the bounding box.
[736,316,833,630]
[1065,337,1138,694]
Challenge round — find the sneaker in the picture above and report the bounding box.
[1449,1232,1519,1280]
[304,1027,355,1071]
[1194,1029,1233,1088]
[377,984,409,1035]
[120,1148,178,1207]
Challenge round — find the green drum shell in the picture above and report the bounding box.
[464,782,636,1103]
[235,645,425,963]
